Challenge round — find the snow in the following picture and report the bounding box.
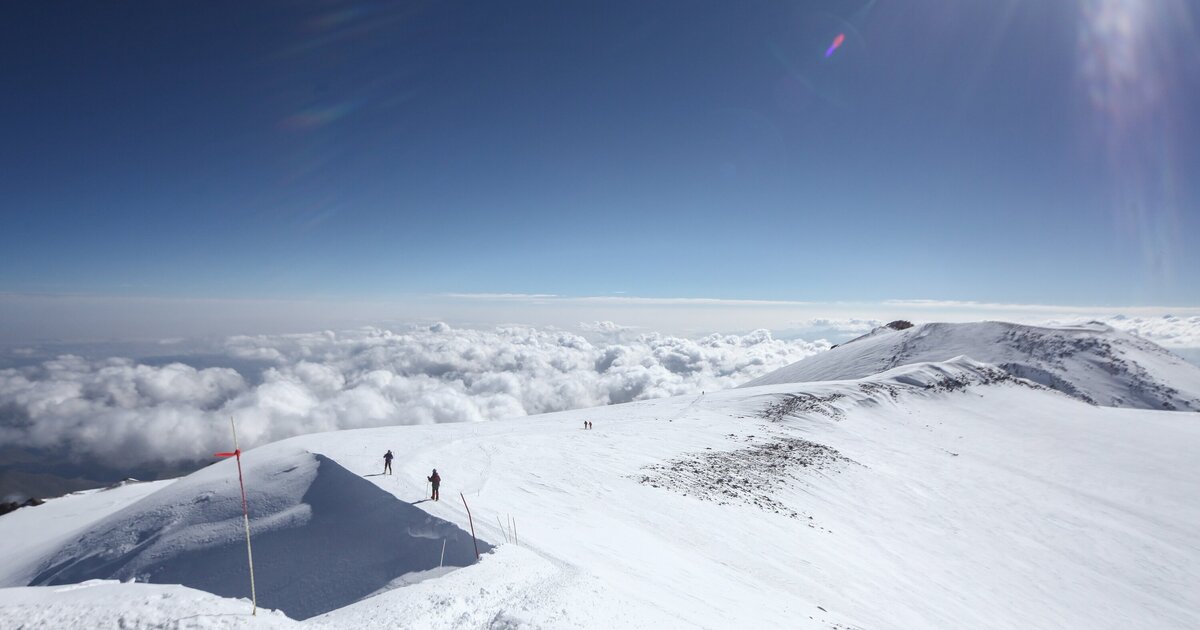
[0,580,296,629]
[0,479,173,585]
[2,325,1199,628]
[11,450,485,620]
[742,321,1200,410]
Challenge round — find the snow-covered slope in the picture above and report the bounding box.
[0,581,298,629]
[743,321,1200,410]
[3,355,1198,629]
[7,450,483,620]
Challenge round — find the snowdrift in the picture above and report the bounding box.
[22,449,486,620]
[743,321,1200,410]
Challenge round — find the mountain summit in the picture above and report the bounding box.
[742,321,1200,411]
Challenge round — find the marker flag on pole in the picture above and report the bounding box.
[215,417,257,616]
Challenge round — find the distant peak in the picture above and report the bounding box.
[742,320,1200,411]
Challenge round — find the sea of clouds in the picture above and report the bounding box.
[4,314,1197,473]
[0,323,829,468]
[1100,315,1200,349]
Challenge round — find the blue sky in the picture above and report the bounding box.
[2,0,1198,317]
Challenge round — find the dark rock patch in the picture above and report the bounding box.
[633,437,853,519]
[760,393,846,422]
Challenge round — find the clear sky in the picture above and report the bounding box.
[2,1,1198,316]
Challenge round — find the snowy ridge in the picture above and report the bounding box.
[742,321,1200,410]
[2,353,1199,628]
[16,449,484,620]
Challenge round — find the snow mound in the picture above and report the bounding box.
[742,321,1200,410]
[26,448,488,620]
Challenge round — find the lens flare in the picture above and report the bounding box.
[1076,0,1196,283]
[280,101,361,131]
[824,33,846,57]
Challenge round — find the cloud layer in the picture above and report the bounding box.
[0,324,827,468]
[1097,315,1200,349]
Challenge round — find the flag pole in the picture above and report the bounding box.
[216,416,257,615]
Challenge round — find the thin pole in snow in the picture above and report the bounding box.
[496,515,508,543]
[460,492,480,561]
[440,539,446,568]
[214,416,257,616]
[513,517,517,547]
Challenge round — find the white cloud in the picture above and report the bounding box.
[578,321,636,333]
[0,325,828,468]
[1046,315,1200,349]
[6,291,1199,344]
[439,293,560,300]
[794,318,883,335]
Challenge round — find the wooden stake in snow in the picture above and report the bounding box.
[460,492,480,561]
[214,416,258,616]
[496,515,508,543]
[440,539,446,568]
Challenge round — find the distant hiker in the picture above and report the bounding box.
[383,450,394,475]
[583,420,588,430]
[428,469,441,501]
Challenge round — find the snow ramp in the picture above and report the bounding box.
[28,449,488,620]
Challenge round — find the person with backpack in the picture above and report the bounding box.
[383,450,394,475]
[427,469,441,501]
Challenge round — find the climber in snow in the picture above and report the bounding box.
[428,469,441,501]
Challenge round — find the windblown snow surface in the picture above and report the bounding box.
[1,333,1199,628]
[743,321,1200,411]
[2,449,485,621]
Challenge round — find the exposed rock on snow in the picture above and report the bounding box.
[760,392,847,422]
[0,497,44,517]
[635,436,853,519]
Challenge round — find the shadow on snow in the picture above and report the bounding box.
[31,454,489,620]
